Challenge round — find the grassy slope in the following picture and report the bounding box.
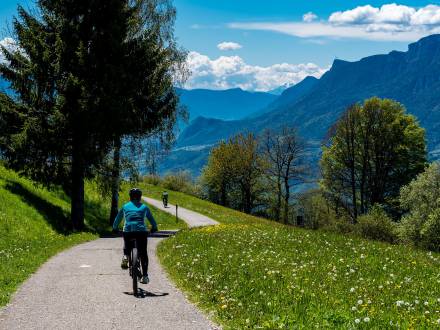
[143,184,440,329]
[0,166,103,306]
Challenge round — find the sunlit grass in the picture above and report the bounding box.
[151,184,440,329]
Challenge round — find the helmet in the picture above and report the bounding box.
[129,188,142,200]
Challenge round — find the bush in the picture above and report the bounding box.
[142,175,162,186]
[299,191,338,229]
[356,206,397,243]
[398,162,440,250]
[420,209,440,251]
[162,170,200,197]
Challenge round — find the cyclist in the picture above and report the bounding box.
[112,188,158,284]
[162,191,169,208]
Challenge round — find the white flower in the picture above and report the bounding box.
[415,300,420,304]
[357,299,363,305]
[350,287,355,292]
[352,306,357,311]
[364,317,370,322]
[424,301,429,306]
[355,318,361,324]
[396,300,404,307]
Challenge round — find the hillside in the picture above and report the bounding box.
[177,87,277,121]
[138,185,440,329]
[171,34,440,175]
[0,166,102,306]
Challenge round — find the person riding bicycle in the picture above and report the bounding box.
[162,191,169,208]
[112,188,158,284]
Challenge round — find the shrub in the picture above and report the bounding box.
[420,209,440,251]
[162,170,200,196]
[398,162,440,250]
[299,191,338,229]
[142,175,162,186]
[356,206,397,243]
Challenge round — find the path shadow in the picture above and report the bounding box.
[124,288,169,298]
[102,230,178,239]
[149,230,178,238]
[5,180,71,234]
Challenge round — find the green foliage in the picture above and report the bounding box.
[0,0,185,229]
[201,133,267,214]
[398,162,440,250]
[298,190,338,229]
[321,97,427,221]
[356,206,398,243]
[161,171,200,196]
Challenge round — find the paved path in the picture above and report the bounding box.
[143,197,218,228]
[0,198,219,330]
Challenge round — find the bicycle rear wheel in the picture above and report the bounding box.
[131,247,139,295]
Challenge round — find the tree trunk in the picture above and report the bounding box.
[276,179,282,222]
[109,138,121,225]
[283,177,290,225]
[71,137,85,231]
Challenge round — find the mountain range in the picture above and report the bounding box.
[163,34,440,175]
[176,87,277,122]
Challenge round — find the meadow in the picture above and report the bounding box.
[147,184,440,329]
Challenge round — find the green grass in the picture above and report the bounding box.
[0,166,105,307]
[149,184,440,329]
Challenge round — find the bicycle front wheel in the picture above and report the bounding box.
[131,247,138,296]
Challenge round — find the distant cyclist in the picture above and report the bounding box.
[162,191,169,208]
[112,188,158,284]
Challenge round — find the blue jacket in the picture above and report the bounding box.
[113,201,158,232]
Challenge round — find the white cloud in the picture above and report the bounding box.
[0,37,19,64]
[303,12,318,23]
[185,51,326,92]
[229,22,425,42]
[229,4,440,42]
[217,41,243,51]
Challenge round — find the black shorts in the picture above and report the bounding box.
[122,231,148,258]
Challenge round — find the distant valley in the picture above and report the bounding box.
[162,34,440,176]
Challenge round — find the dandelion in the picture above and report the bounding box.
[350,287,355,293]
[424,301,429,306]
[364,317,370,322]
[357,299,363,305]
[355,319,361,324]
[351,306,357,311]
[221,304,227,309]
[396,300,405,307]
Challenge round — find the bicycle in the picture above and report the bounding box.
[127,237,142,296]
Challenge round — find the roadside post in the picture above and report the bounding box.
[176,204,179,223]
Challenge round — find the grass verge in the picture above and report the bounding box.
[151,185,440,329]
[0,166,105,307]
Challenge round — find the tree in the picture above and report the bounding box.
[321,97,427,222]
[399,162,440,250]
[201,141,237,206]
[261,127,306,224]
[233,133,264,213]
[201,133,265,213]
[106,0,186,224]
[0,0,184,230]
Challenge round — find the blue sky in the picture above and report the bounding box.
[1,1,440,91]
